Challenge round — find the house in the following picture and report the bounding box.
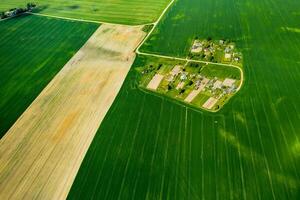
[180,73,187,81]
[191,40,203,53]
[212,80,222,90]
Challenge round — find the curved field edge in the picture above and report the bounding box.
[0,15,99,138]
[135,56,243,113]
[0,0,171,25]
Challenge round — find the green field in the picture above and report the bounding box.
[0,0,170,25]
[68,0,300,199]
[0,15,98,138]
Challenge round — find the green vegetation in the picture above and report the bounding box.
[142,24,154,33]
[189,38,243,66]
[0,15,98,138]
[0,0,170,25]
[69,0,300,199]
[0,3,36,19]
[137,57,241,111]
[200,64,241,79]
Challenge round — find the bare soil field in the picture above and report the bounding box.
[147,74,164,90]
[0,24,145,200]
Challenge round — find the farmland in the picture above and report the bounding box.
[0,15,98,138]
[0,24,145,199]
[0,0,170,25]
[68,0,300,199]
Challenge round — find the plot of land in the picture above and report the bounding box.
[0,24,145,200]
[0,15,98,139]
[147,74,164,90]
[202,97,218,109]
[184,78,209,103]
[68,0,300,199]
[139,59,241,111]
[0,0,170,25]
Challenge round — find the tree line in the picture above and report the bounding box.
[1,3,36,19]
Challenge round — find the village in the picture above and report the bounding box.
[142,61,241,111]
[189,37,243,66]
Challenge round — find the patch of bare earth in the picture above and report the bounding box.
[0,24,145,200]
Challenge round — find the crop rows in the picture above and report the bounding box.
[0,15,98,138]
[69,0,300,199]
[0,0,170,25]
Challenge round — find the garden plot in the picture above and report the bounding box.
[0,24,145,200]
[147,74,164,90]
[138,59,242,112]
[202,97,218,109]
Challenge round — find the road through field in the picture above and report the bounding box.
[0,24,145,200]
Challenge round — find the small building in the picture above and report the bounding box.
[180,73,187,81]
[212,80,222,90]
[191,40,203,53]
[225,47,231,53]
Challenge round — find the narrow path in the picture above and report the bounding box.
[30,12,153,26]
[134,0,244,92]
[136,0,175,52]
[137,51,244,92]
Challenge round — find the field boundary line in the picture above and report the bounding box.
[134,0,244,92]
[136,0,175,52]
[29,12,157,26]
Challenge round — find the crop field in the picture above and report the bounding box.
[68,0,300,199]
[140,0,245,57]
[0,0,170,25]
[0,24,145,199]
[0,15,98,138]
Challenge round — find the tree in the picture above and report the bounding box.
[157,63,162,70]
[0,12,5,19]
[27,3,36,11]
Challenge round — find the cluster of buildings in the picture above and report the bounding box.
[145,63,239,111]
[190,38,242,63]
[205,77,237,97]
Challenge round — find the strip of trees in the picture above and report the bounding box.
[1,3,36,19]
